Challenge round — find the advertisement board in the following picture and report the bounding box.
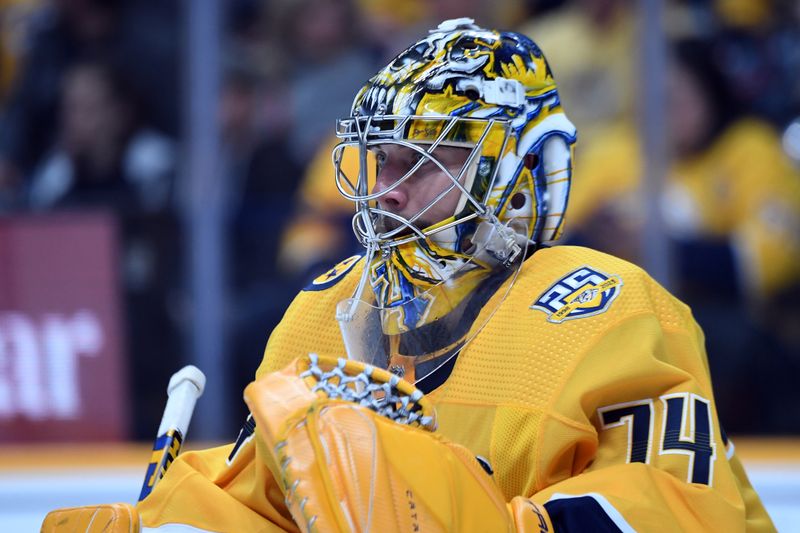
[0,213,128,441]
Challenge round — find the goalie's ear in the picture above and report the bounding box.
[42,503,140,533]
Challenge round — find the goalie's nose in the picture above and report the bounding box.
[373,174,409,213]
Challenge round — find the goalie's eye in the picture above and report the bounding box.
[373,150,387,168]
[371,148,429,172]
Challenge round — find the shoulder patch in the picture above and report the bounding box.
[304,255,362,292]
[531,266,622,323]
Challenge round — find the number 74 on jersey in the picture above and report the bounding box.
[598,393,718,486]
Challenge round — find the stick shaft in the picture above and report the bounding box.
[138,367,205,501]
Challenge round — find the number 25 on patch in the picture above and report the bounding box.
[598,393,717,486]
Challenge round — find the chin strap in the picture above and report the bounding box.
[470,215,522,267]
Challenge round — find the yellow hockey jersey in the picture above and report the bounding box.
[137,245,774,532]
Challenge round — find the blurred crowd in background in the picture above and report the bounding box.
[0,0,798,439]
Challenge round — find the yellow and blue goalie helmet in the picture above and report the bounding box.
[334,18,576,383]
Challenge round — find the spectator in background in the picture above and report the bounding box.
[266,0,380,166]
[668,0,800,156]
[517,0,636,146]
[663,41,800,433]
[0,0,178,210]
[567,39,800,433]
[26,60,174,213]
[570,39,800,305]
[710,0,800,129]
[355,0,429,62]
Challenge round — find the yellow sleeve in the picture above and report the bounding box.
[526,293,775,531]
[136,441,298,532]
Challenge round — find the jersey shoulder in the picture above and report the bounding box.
[302,254,364,292]
[516,245,691,327]
[256,255,365,377]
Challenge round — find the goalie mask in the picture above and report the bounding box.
[334,18,576,385]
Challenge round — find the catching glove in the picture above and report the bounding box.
[245,354,553,532]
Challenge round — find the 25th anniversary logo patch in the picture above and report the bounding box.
[531,266,622,323]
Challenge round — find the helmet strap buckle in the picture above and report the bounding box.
[471,214,522,268]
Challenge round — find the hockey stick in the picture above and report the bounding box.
[138,365,206,501]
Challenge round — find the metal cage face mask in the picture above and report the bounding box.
[333,113,513,252]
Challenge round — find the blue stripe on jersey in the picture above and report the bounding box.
[544,495,625,532]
